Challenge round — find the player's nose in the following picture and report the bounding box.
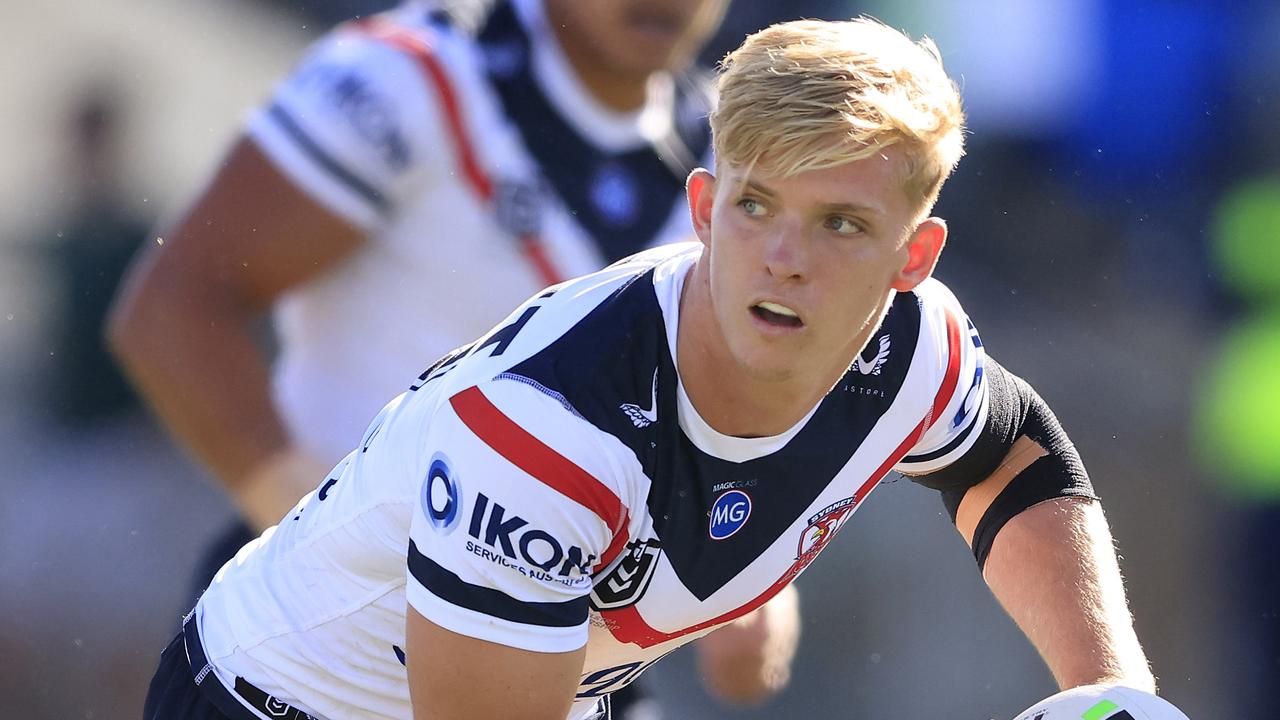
[762,220,808,281]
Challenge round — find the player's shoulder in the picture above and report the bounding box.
[883,276,982,394]
[409,342,641,514]
[909,276,968,319]
[903,276,975,349]
[285,4,482,108]
[408,243,692,453]
[419,242,694,394]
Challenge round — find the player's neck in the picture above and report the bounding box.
[676,259,842,438]
[547,27,650,112]
[574,67,648,113]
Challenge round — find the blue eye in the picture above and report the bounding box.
[738,198,767,216]
[825,216,862,235]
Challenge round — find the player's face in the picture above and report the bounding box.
[543,0,727,78]
[689,148,946,384]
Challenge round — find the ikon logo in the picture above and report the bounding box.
[468,493,596,577]
[422,453,462,534]
[708,490,751,540]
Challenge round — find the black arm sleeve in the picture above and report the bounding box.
[909,357,1098,569]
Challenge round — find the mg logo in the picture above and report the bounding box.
[708,490,751,540]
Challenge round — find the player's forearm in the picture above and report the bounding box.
[696,583,800,705]
[982,497,1155,692]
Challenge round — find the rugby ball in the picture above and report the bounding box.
[1011,683,1189,720]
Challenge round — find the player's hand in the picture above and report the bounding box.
[695,583,801,705]
[235,449,331,532]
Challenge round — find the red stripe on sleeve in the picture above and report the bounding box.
[927,309,964,431]
[596,512,632,572]
[450,386,625,537]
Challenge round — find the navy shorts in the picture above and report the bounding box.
[144,613,320,720]
[144,611,611,720]
[142,630,231,720]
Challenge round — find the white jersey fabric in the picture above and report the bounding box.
[194,242,989,720]
[246,0,713,462]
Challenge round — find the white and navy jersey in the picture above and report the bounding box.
[194,243,987,720]
[246,0,714,463]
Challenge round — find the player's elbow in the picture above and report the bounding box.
[104,247,225,371]
[105,254,174,372]
[104,265,152,369]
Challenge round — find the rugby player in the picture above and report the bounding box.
[111,0,799,713]
[140,15,1170,720]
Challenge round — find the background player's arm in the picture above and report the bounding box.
[695,583,800,705]
[107,137,363,529]
[406,609,586,720]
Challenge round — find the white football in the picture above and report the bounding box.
[1011,683,1190,720]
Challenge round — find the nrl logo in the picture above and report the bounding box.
[591,538,662,610]
[853,334,890,376]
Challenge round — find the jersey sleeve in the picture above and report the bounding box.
[244,25,446,230]
[405,380,627,653]
[894,281,990,475]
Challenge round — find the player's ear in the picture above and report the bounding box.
[891,217,947,291]
[686,168,717,247]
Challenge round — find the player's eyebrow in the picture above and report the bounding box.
[739,177,885,216]
[741,179,778,198]
[815,200,885,217]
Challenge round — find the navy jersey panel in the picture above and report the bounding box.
[508,274,923,599]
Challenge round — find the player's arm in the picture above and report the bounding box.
[397,382,622,718]
[106,136,364,528]
[695,583,800,705]
[406,609,585,720]
[983,495,1152,692]
[908,358,1155,691]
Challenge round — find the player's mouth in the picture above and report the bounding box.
[750,301,804,329]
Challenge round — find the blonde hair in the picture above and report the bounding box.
[711,17,965,213]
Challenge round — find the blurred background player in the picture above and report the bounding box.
[106,0,799,715]
[42,82,148,426]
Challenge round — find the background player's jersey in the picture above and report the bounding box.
[246,0,713,463]
[194,243,987,720]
